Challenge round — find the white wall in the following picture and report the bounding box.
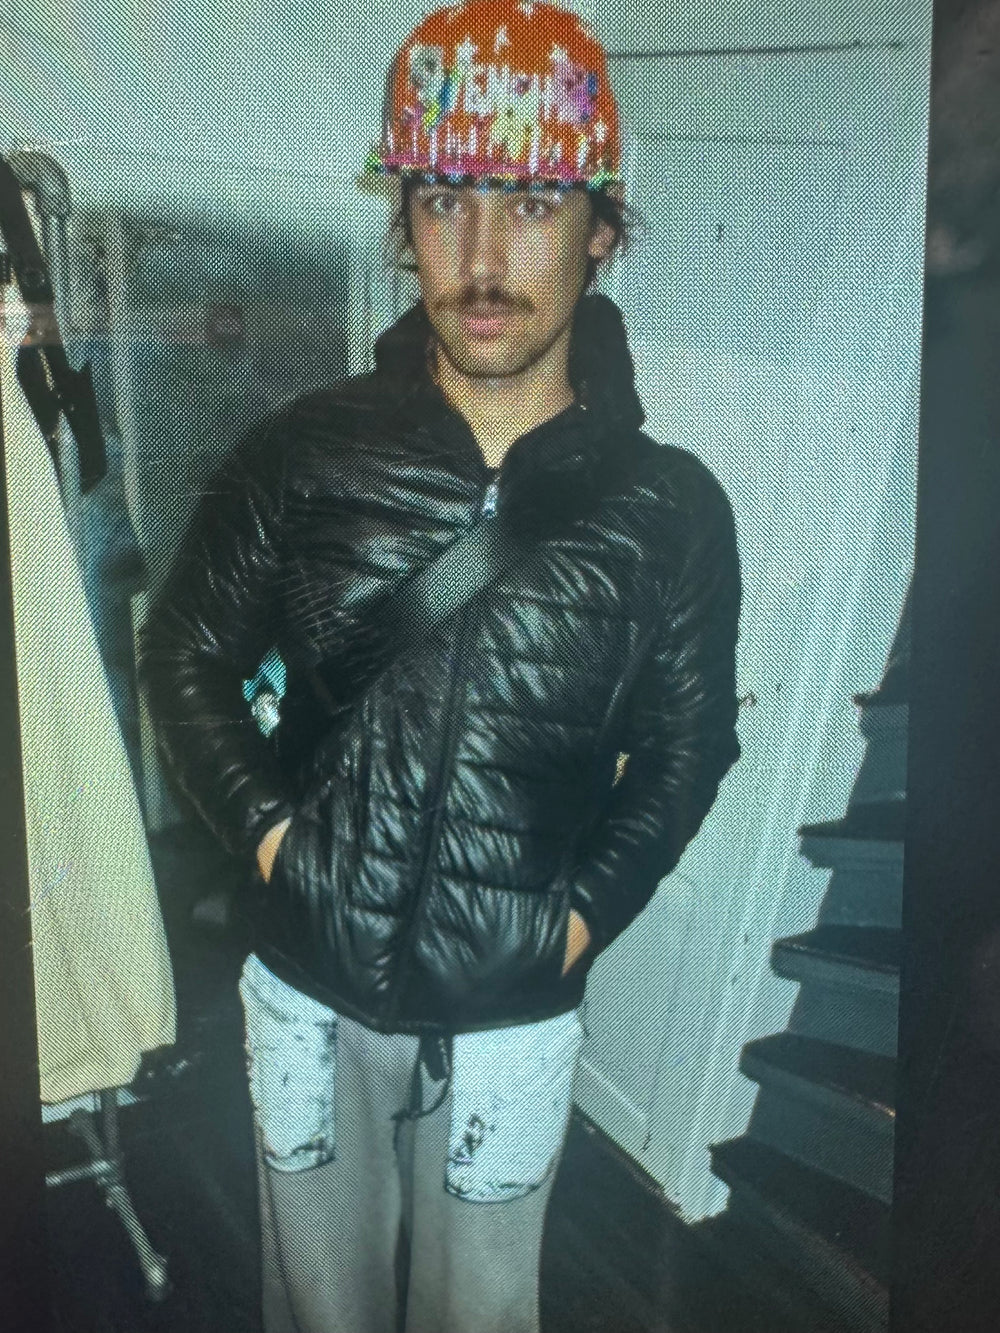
[577,0,930,1218]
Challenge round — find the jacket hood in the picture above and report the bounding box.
[372,292,646,434]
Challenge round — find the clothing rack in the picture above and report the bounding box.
[45,1090,171,1301]
[1,149,173,1305]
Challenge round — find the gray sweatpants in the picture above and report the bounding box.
[239,953,584,1333]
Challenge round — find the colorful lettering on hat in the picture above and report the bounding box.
[365,0,622,189]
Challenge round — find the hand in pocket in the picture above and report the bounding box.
[257,817,292,882]
[562,908,592,974]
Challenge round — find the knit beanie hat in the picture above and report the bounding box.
[364,0,622,190]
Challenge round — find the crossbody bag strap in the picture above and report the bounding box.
[302,484,528,718]
[361,438,643,673]
[253,437,642,733]
[371,480,523,659]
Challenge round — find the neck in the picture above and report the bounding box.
[431,325,576,469]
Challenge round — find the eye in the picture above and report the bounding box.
[420,191,461,217]
[515,194,560,220]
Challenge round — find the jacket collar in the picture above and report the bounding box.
[371,292,646,438]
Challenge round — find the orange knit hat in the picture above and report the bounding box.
[364,0,622,189]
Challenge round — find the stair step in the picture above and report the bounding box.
[853,676,907,708]
[787,980,898,1058]
[712,1136,889,1281]
[741,1034,894,1202]
[799,799,906,844]
[856,699,907,737]
[710,1138,889,1330]
[741,1033,895,1125]
[797,818,903,924]
[851,703,908,806]
[773,926,900,995]
[807,858,902,932]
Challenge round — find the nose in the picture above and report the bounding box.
[462,196,508,289]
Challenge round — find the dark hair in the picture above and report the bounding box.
[386,177,642,288]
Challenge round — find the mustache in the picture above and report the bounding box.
[437,287,533,314]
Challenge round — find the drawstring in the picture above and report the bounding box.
[392,1033,453,1154]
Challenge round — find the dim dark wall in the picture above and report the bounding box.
[907,266,1000,1055]
[893,1,1000,1328]
[893,263,1000,1333]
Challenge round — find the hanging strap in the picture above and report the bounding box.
[0,154,106,491]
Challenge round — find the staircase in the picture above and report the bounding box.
[693,599,910,1331]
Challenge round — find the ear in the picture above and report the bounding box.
[587,213,616,264]
[586,184,624,264]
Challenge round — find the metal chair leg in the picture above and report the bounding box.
[58,1089,172,1302]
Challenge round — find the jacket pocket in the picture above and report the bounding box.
[417,879,572,1015]
[238,952,337,1172]
[445,1007,585,1203]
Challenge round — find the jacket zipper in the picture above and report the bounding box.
[480,473,499,517]
[384,472,498,1021]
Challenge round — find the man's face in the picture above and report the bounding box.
[407,182,615,382]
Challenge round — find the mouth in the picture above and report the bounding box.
[458,308,518,339]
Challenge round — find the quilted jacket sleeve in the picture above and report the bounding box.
[567,454,743,955]
[139,411,296,859]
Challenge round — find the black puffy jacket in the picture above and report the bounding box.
[142,293,742,1035]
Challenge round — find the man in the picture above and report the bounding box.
[142,3,742,1331]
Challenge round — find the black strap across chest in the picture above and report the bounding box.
[374,481,517,660]
[302,430,640,720]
